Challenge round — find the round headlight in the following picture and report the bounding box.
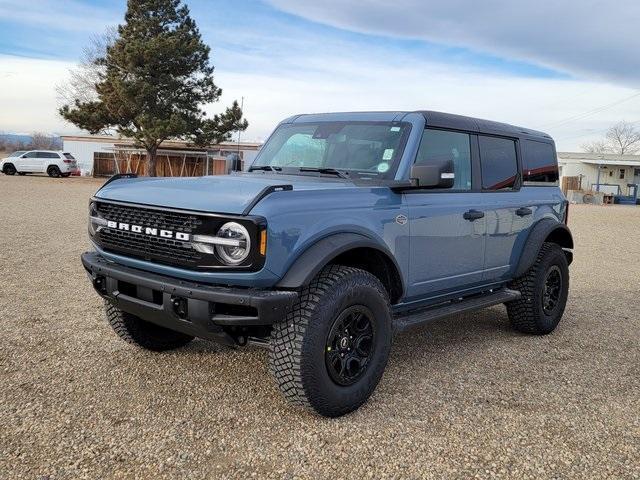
[215,222,251,265]
[88,202,99,236]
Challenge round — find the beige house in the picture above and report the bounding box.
[61,135,262,177]
[558,152,640,200]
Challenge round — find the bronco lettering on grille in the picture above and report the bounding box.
[106,220,190,241]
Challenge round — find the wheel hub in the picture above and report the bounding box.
[542,265,562,315]
[325,305,375,386]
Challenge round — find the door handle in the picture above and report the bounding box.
[463,209,485,221]
[516,207,533,217]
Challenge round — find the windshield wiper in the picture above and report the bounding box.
[248,165,282,173]
[298,167,350,179]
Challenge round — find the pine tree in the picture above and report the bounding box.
[60,0,247,176]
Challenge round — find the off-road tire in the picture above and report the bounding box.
[506,242,569,335]
[47,165,61,177]
[269,265,392,417]
[3,164,16,175]
[104,300,194,351]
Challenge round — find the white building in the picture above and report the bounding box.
[61,135,262,176]
[558,152,640,199]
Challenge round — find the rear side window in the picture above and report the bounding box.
[522,140,558,184]
[479,136,518,190]
[415,129,472,190]
[43,152,60,159]
[63,153,75,160]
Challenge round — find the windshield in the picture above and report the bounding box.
[251,121,411,178]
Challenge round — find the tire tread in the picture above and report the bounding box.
[104,300,193,351]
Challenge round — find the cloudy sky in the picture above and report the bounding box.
[0,0,638,150]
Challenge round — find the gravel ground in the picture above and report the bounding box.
[1,174,638,479]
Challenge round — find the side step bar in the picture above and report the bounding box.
[393,288,521,332]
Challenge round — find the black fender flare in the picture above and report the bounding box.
[514,218,573,278]
[276,232,404,294]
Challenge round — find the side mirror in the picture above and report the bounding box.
[410,159,455,188]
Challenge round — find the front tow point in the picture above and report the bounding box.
[171,296,188,320]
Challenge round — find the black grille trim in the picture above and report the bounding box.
[91,199,266,271]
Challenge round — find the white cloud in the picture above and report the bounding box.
[266,0,640,86]
[0,55,74,134]
[0,0,118,32]
[2,42,638,152]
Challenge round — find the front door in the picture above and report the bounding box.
[20,151,40,172]
[405,128,486,300]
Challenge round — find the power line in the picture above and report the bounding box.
[555,119,640,142]
[536,91,640,130]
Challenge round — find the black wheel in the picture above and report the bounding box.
[3,164,16,175]
[47,165,61,177]
[506,242,569,335]
[269,265,392,417]
[104,301,194,351]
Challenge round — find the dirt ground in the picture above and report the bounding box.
[0,174,638,479]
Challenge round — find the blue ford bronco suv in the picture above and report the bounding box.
[82,111,573,417]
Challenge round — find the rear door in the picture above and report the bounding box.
[405,128,486,300]
[39,152,60,172]
[477,135,528,281]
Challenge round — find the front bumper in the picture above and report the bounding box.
[81,252,297,343]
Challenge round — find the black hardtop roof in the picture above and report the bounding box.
[418,110,553,142]
[288,110,553,142]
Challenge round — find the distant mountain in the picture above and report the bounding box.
[0,133,33,144]
[0,133,62,150]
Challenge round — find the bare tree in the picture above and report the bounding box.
[605,121,640,154]
[56,27,118,133]
[30,132,56,150]
[582,121,640,155]
[582,140,609,154]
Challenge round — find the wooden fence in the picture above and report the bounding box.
[93,152,243,177]
[561,176,582,195]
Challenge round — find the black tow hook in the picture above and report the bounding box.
[93,275,107,295]
[171,296,189,320]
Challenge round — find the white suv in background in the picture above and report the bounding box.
[1,150,78,177]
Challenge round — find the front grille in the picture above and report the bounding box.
[92,200,265,271]
[97,202,203,232]
[95,202,205,268]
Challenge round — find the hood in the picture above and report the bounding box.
[95,173,356,214]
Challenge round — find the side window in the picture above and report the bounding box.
[270,133,326,167]
[479,136,518,190]
[24,152,40,158]
[43,152,60,159]
[415,129,472,190]
[522,140,558,184]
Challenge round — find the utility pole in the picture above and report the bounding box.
[237,96,244,157]
[234,96,244,172]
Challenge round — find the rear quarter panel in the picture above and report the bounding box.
[506,185,567,275]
